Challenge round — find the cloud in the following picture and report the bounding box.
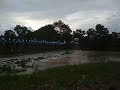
[0,0,120,34]
[64,10,115,30]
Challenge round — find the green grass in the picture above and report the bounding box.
[0,62,120,90]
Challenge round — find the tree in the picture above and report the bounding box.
[53,20,64,33]
[62,30,72,44]
[73,29,85,38]
[33,24,59,41]
[14,25,31,38]
[4,30,16,38]
[53,20,72,34]
[87,28,96,39]
[112,32,118,39]
[95,24,109,37]
[53,20,72,44]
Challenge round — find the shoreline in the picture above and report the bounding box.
[1,50,120,75]
[0,50,74,75]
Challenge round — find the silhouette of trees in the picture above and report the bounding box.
[72,24,119,50]
[14,25,31,38]
[4,30,16,38]
[32,24,59,41]
[53,20,72,34]
[61,29,72,44]
[73,31,80,38]
[53,20,72,44]
[87,28,96,39]
[1,21,120,51]
[95,24,109,37]
[73,29,85,44]
[53,20,64,34]
[112,32,118,39]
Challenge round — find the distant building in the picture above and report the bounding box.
[73,38,79,44]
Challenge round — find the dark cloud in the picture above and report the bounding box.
[0,0,120,34]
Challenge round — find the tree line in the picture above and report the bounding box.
[2,20,120,51]
[2,20,72,43]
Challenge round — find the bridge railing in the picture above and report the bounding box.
[0,38,66,45]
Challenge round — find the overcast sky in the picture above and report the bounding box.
[0,0,120,34]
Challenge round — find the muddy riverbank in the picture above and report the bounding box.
[1,50,120,74]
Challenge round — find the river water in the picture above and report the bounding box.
[37,50,120,70]
[0,50,120,74]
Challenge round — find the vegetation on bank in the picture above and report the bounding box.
[0,62,120,90]
[0,20,120,53]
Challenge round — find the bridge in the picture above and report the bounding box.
[0,38,66,45]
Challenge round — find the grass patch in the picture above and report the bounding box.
[0,62,120,89]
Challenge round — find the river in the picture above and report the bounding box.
[37,50,120,70]
[0,50,120,74]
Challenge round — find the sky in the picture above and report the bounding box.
[0,0,120,34]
